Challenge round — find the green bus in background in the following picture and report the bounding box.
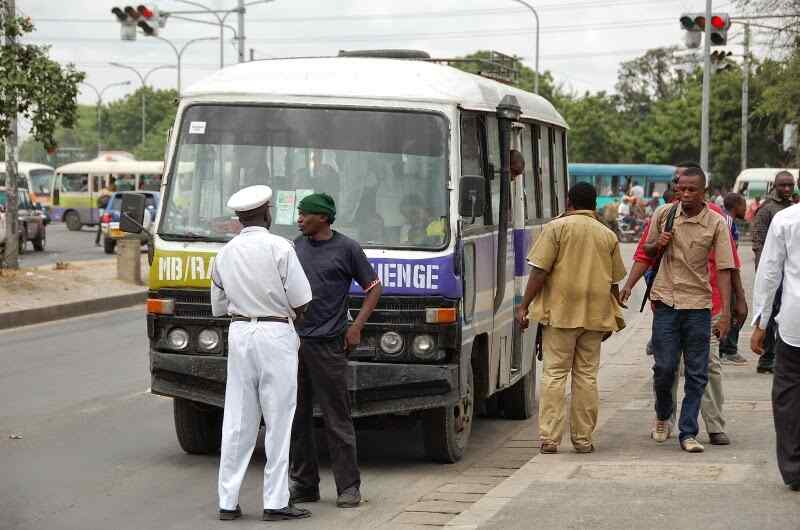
[568,163,675,209]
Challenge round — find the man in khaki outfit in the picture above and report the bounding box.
[516,182,626,454]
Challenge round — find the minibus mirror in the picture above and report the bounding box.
[459,176,486,220]
[120,193,146,234]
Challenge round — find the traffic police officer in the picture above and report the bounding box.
[211,185,313,522]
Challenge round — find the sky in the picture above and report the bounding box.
[16,0,759,107]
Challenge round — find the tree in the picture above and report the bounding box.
[1,1,84,268]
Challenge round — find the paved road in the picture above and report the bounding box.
[1,245,642,530]
[19,223,111,268]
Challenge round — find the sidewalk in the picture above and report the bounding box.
[0,257,147,329]
[446,315,797,530]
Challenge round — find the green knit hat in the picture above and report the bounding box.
[298,192,336,222]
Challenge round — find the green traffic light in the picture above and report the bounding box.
[679,15,695,30]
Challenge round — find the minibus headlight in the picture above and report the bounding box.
[412,334,437,359]
[198,329,220,352]
[379,332,404,356]
[167,328,190,351]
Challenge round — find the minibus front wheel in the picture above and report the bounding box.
[422,367,473,463]
[64,211,81,231]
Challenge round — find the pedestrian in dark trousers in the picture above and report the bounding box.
[751,203,800,491]
[643,166,736,453]
[752,171,796,373]
[289,193,382,508]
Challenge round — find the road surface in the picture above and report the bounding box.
[19,223,110,269]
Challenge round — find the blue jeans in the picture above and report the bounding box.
[652,302,711,441]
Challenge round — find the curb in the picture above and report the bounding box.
[0,290,147,330]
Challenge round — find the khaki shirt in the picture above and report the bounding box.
[645,203,736,310]
[527,210,627,332]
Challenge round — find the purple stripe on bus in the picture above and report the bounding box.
[513,228,530,277]
[350,255,462,298]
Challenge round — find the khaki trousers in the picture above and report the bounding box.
[539,326,605,448]
[669,317,725,433]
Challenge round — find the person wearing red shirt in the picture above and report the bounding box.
[621,166,748,447]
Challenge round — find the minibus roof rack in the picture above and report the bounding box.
[336,49,519,85]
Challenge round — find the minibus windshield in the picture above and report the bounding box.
[160,105,449,248]
[29,169,54,195]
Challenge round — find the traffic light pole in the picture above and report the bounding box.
[700,0,712,175]
[238,0,245,63]
[3,0,19,268]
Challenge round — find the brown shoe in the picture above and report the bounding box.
[574,444,594,454]
[540,441,558,454]
[652,420,671,443]
[709,432,731,445]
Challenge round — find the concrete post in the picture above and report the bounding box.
[116,238,142,285]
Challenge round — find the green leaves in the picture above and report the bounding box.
[0,2,85,151]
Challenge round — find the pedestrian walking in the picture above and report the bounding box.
[752,171,796,374]
[720,192,749,365]
[751,202,800,491]
[94,181,115,247]
[211,185,313,522]
[643,166,736,452]
[516,182,626,454]
[289,193,382,508]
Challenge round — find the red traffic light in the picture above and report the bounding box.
[711,15,726,29]
[137,5,154,19]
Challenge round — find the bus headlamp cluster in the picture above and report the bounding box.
[165,327,221,353]
[379,331,442,361]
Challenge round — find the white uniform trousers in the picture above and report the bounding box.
[218,320,299,510]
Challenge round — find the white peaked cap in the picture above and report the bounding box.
[227,185,273,212]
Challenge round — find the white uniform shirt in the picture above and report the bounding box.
[752,203,800,347]
[211,226,312,319]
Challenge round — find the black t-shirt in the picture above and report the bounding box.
[294,231,377,338]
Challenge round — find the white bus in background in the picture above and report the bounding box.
[51,160,164,230]
[733,167,799,205]
[0,161,56,211]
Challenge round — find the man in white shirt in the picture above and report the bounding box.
[211,185,314,521]
[751,202,800,491]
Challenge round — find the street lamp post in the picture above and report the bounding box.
[81,80,132,155]
[109,63,176,146]
[509,0,540,94]
[153,36,218,95]
[170,0,275,66]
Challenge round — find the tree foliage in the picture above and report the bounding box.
[0,6,84,150]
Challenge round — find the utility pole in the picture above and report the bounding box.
[741,23,750,172]
[700,0,712,175]
[238,0,245,63]
[510,0,540,94]
[3,0,19,268]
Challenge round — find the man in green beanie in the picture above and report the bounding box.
[289,193,382,508]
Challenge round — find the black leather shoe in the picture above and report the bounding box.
[757,365,774,374]
[262,505,312,521]
[289,485,320,503]
[789,481,800,491]
[709,432,731,445]
[219,505,242,521]
[336,486,362,508]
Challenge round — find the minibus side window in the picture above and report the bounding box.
[460,112,486,226]
[537,125,553,218]
[486,116,501,226]
[522,124,540,221]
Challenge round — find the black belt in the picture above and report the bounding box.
[231,315,289,324]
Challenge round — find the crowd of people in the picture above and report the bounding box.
[517,165,799,488]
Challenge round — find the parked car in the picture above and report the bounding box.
[101,190,159,254]
[0,187,47,253]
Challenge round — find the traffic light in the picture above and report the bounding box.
[111,5,166,39]
[709,14,731,46]
[679,12,731,47]
[710,50,734,72]
[136,5,163,37]
[111,6,138,41]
